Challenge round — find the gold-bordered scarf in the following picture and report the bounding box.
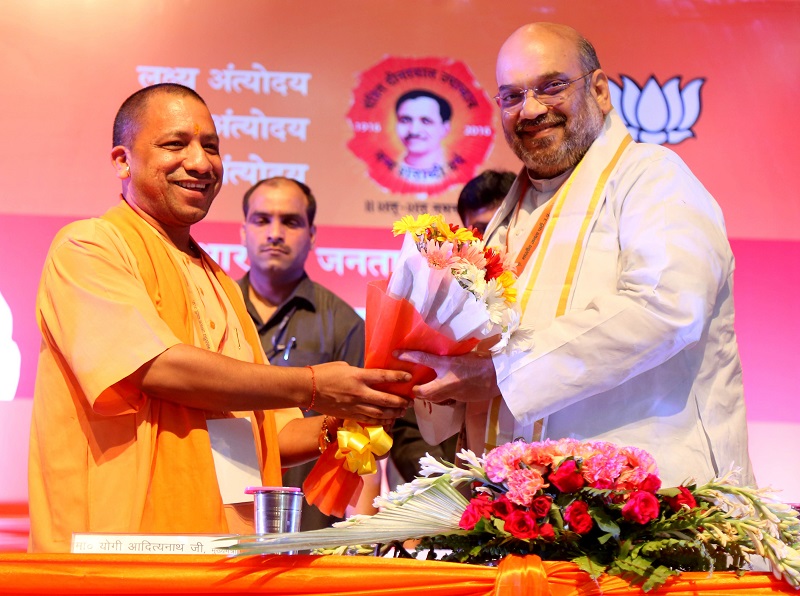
[483,111,634,450]
[101,199,281,533]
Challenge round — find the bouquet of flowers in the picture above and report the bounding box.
[231,438,800,593]
[303,214,523,516]
[366,213,522,394]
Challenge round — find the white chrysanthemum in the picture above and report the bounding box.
[455,262,487,297]
[481,278,507,324]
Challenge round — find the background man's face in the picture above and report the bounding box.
[122,93,223,229]
[462,204,500,236]
[395,97,451,159]
[241,181,315,283]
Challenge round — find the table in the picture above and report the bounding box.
[0,552,795,595]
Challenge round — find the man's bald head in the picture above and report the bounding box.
[497,23,600,85]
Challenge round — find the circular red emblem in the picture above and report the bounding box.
[346,56,495,197]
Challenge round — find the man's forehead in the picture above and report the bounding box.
[252,182,307,205]
[496,27,580,85]
[398,96,440,115]
[141,93,214,130]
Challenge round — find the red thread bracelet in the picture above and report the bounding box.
[304,365,316,413]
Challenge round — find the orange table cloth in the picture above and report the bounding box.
[0,553,795,595]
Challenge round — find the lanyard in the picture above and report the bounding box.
[267,305,298,363]
[504,176,557,274]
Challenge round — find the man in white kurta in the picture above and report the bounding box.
[405,22,754,488]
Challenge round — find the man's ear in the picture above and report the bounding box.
[591,70,613,116]
[111,146,130,180]
[309,224,317,247]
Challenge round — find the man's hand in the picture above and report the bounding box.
[312,362,410,426]
[395,349,500,403]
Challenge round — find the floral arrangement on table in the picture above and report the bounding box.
[231,438,800,593]
[302,214,528,517]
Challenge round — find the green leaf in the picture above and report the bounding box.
[572,555,607,579]
[590,506,620,537]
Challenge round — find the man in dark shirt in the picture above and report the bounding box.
[238,177,365,529]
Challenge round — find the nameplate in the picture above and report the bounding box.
[70,533,239,555]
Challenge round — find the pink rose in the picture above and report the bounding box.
[564,500,594,534]
[530,495,553,519]
[505,509,539,539]
[665,486,697,512]
[621,490,660,525]
[491,495,516,520]
[549,459,585,493]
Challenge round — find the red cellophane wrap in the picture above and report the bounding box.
[363,279,479,396]
[303,279,479,516]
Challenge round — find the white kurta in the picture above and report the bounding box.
[421,111,755,489]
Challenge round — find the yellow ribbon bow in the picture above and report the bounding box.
[335,420,393,476]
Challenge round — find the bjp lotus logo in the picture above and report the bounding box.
[608,76,705,145]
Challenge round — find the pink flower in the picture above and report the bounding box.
[617,446,659,487]
[621,491,660,525]
[505,509,539,539]
[526,438,585,467]
[665,486,697,512]
[581,443,627,487]
[420,239,457,269]
[484,441,528,483]
[549,459,585,493]
[452,241,487,270]
[564,500,594,534]
[506,467,545,507]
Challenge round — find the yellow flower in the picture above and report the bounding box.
[497,270,517,304]
[392,214,436,239]
[450,227,478,243]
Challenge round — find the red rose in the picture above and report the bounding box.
[491,495,516,520]
[621,491,660,525]
[640,473,662,493]
[471,493,494,517]
[665,486,697,512]
[459,504,482,530]
[505,509,539,539]
[549,459,585,493]
[459,494,495,530]
[564,500,594,534]
[530,495,553,518]
[538,523,556,541]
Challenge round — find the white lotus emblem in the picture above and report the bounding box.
[608,76,705,145]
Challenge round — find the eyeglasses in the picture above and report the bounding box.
[494,70,596,110]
